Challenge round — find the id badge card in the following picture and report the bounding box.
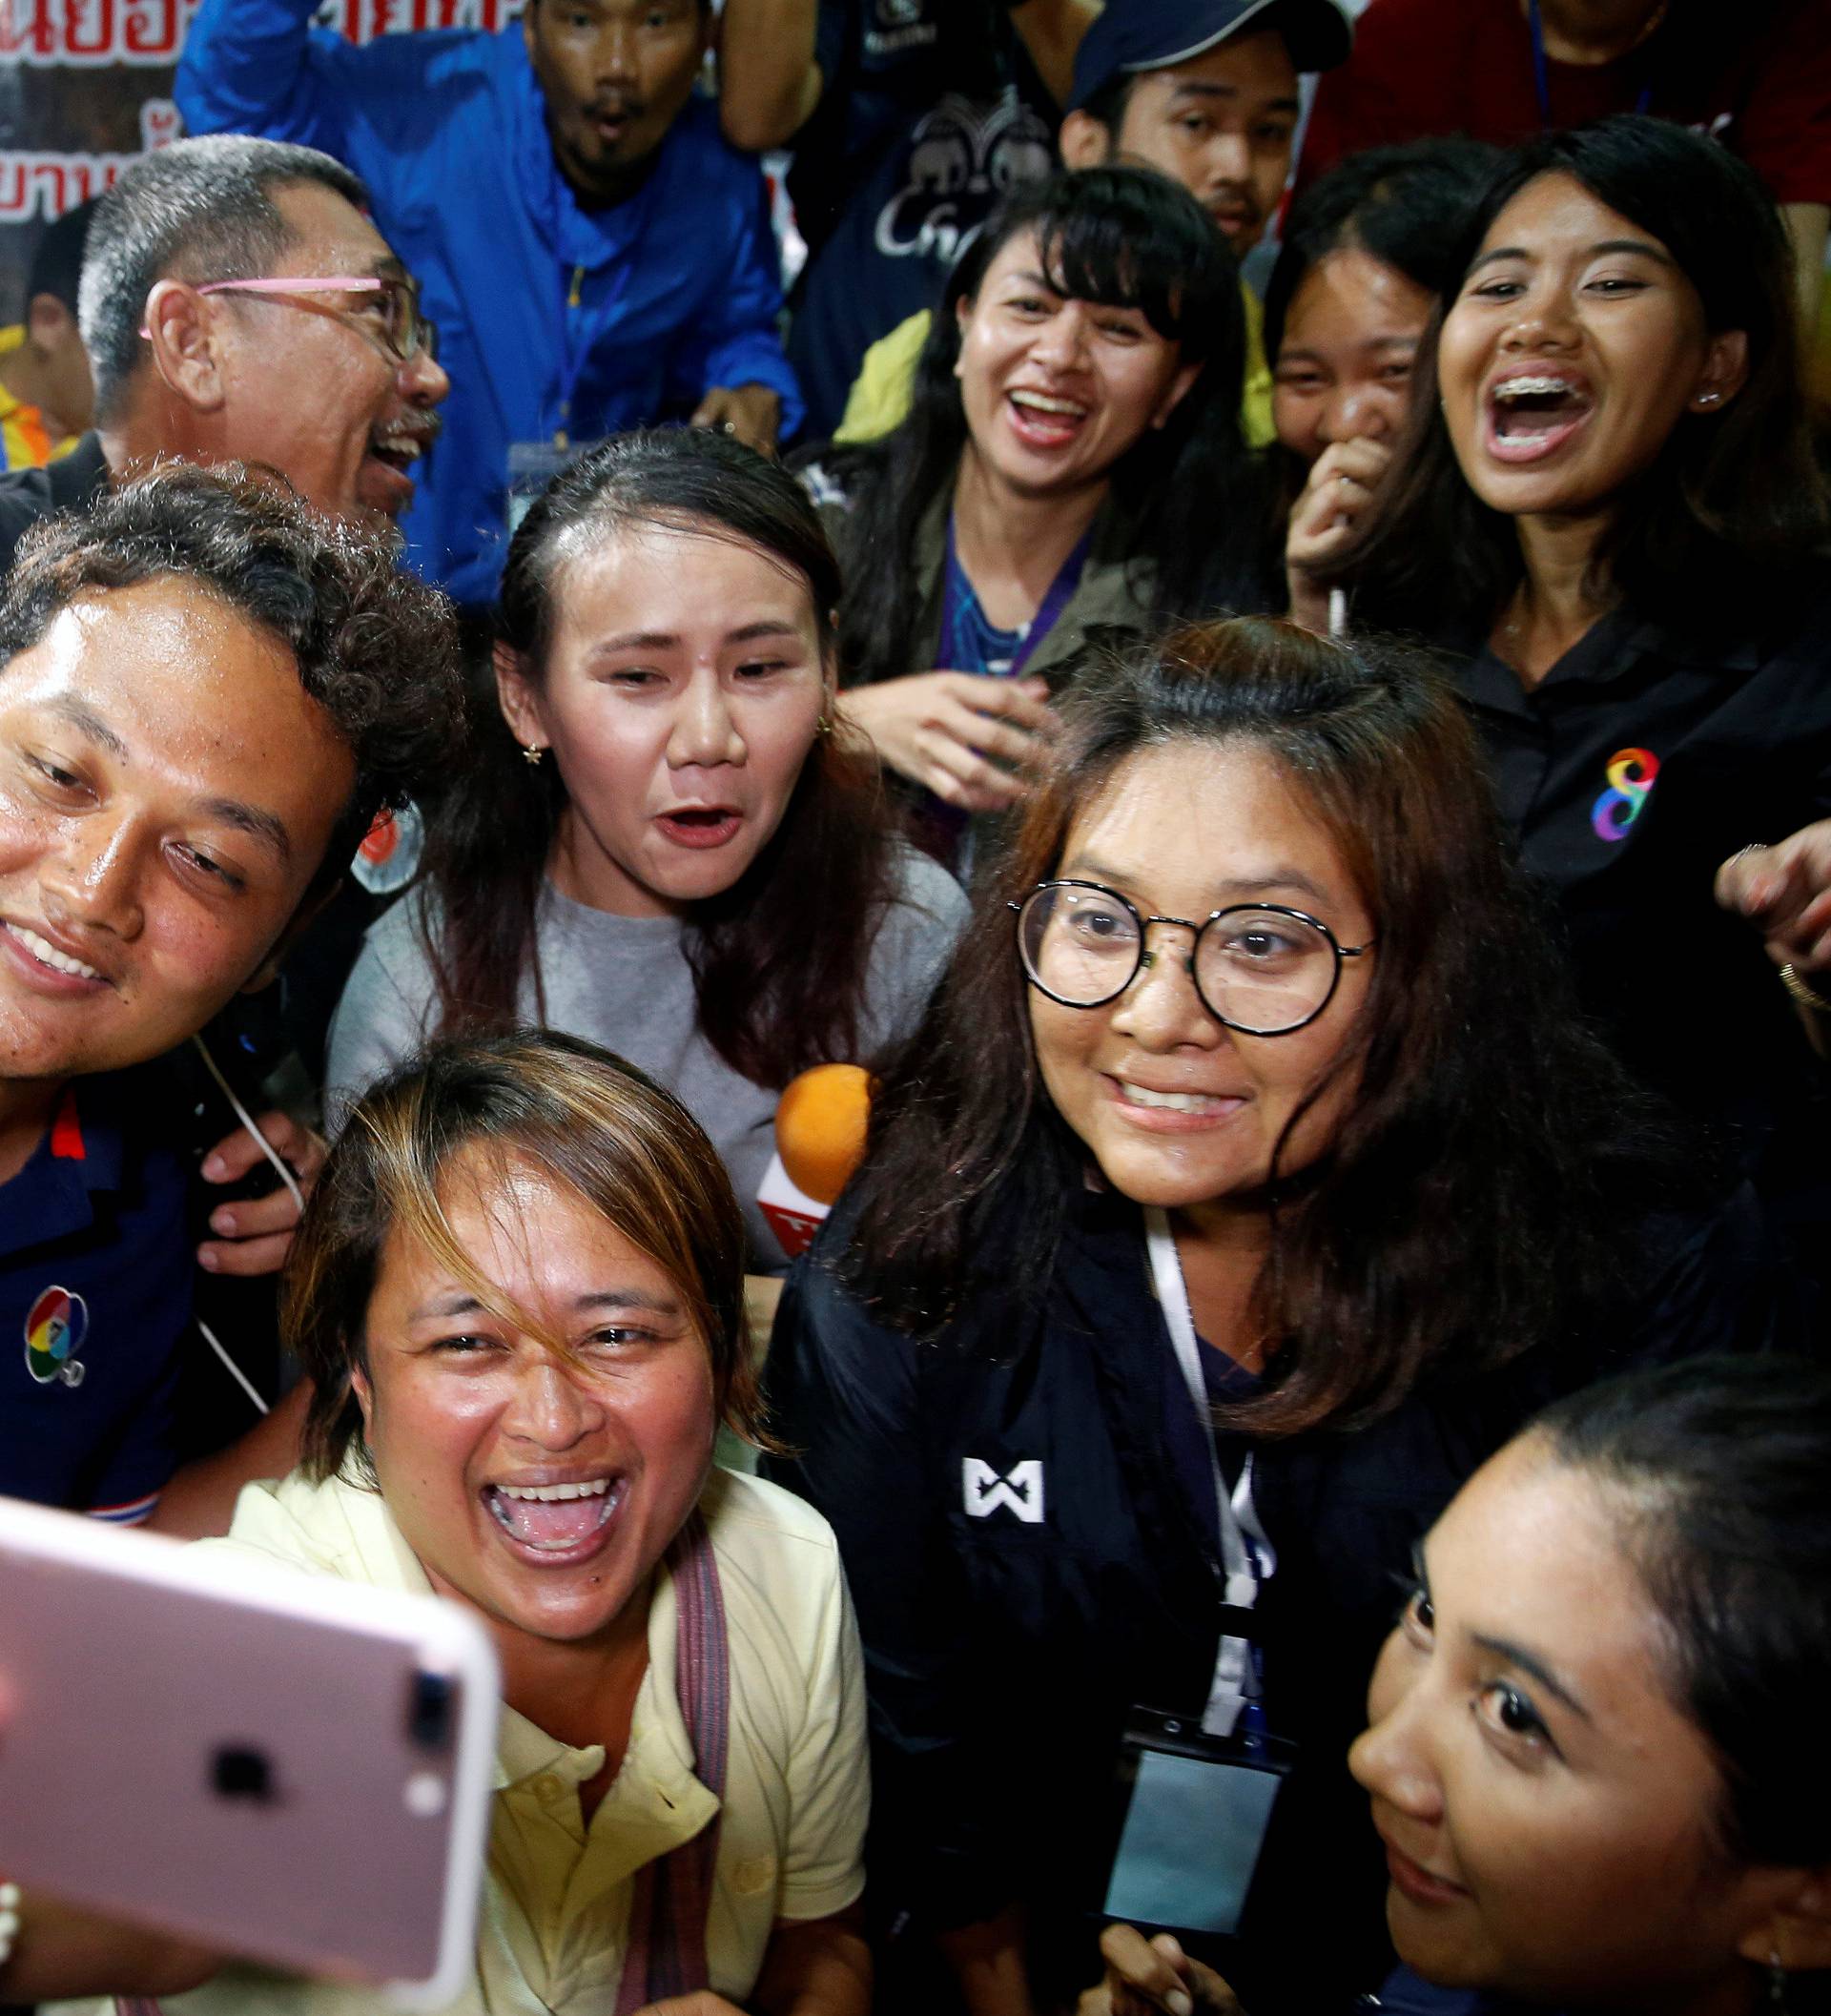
[1102,1706,1294,1937]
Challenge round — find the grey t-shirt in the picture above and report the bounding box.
[324,847,969,1269]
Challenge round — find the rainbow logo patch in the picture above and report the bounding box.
[24,1284,87,1388]
[1591,747,1660,844]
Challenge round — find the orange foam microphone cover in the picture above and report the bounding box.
[773,1063,874,1207]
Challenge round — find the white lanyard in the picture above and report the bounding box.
[1144,1205,1274,1738]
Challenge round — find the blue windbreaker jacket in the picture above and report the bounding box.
[176,5,802,606]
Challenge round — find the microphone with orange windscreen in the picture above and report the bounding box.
[757,1064,874,1260]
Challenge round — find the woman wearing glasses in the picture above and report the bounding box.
[763,617,1808,2012]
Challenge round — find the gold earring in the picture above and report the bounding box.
[522,743,545,767]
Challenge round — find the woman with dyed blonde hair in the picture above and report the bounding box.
[25,1032,872,2015]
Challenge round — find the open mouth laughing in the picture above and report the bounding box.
[1007,388,1090,449]
[360,417,439,514]
[1483,371,1594,464]
[483,1473,626,1558]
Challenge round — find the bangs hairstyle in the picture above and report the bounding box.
[421,427,902,1091]
[1534,1356,1831,1870]
[1014,170,1234,357]
[838,616,1690,1432]
[1330,115,1831,635]
[812,166,1271,689]
[287,1032,760,1484]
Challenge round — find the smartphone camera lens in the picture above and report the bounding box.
[211,1744,275,1802]
[409,1671,454,1749]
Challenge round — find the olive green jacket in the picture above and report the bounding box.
[816,477,1159,694]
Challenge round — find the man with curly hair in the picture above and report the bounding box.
[0,463,462,1533]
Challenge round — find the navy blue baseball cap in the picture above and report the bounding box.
[1069,0,1354,112]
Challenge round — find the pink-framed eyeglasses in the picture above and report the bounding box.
[139,274,437,363]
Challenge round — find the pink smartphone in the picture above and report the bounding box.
[0,1494,499,2006]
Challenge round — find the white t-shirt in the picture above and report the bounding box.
[51,1465,867,2016]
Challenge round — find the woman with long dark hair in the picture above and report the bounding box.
[1325,117,1831,1272]
[764,618,1807,2011]
[326,429,968,1267]
[1263,137,1498,629]
[806,165,1271,825]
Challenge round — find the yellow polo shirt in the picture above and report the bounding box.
[832,282,1278,449]
[51,1465,866,2016]
[0,324,77,470]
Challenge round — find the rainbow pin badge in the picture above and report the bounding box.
[1591,747,1660,844]
[24,1285,87,1389]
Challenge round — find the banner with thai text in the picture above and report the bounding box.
[1,0,525,316]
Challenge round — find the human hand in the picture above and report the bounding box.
[628,1994,749,2016]
[1715,821,1831,978]
[1076,1924,1244,2016]
[837,671,1059,812]
[690,382,783,454]
[196,1111,325,1277]
[1285,437,1392,633]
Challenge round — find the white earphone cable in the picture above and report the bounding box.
[189,1033,305,1216]
[195,1319,271,1418]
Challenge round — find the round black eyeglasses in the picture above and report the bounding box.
[1011,880,1375,1037]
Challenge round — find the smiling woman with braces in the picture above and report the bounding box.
[1315,113,1831,1313]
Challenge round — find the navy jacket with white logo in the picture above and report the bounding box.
[765,1182,1803,2006]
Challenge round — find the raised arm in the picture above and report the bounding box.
[1009,0,1099,109]
[174,0,353,155]
[718,0,824,153]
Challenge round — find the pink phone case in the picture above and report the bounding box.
[0,1496,498,2005]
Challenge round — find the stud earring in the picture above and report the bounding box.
[522,743,545,767]
[1697,390,1723,408]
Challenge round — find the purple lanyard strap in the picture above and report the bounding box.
[939,512,1094,681]
[615,1508,731,2012]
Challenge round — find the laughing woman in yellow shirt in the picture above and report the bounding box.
[16,1034,871,2016]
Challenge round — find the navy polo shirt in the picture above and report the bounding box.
[1450,570,1831,1183]
[0,1073,192,1519]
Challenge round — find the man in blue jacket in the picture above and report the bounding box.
[176,0,803,609]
